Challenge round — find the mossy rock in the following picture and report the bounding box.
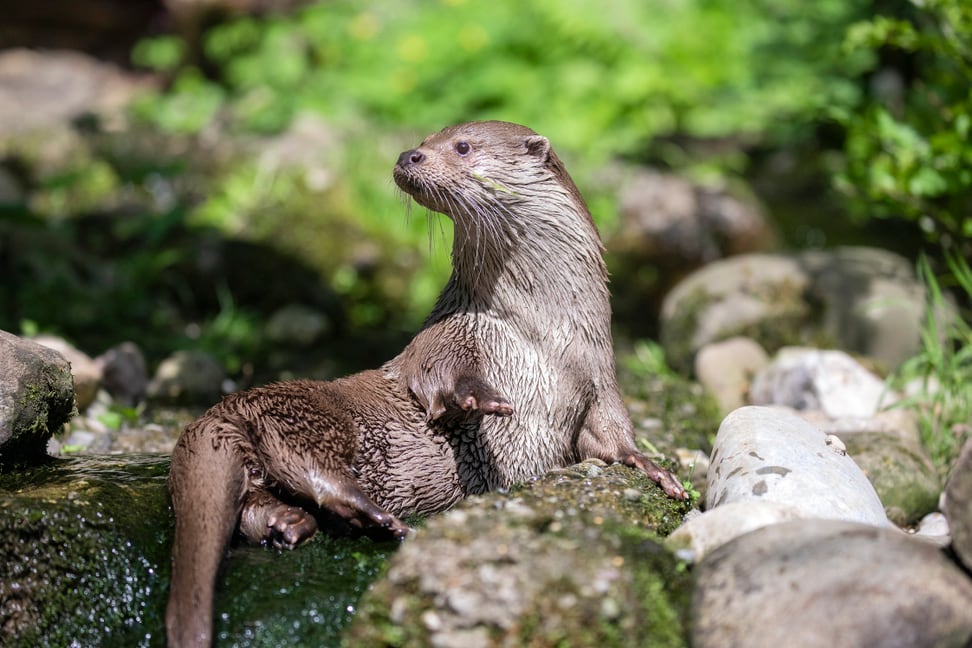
[212,532,398,647]
[0,456,172,647]
[843,432,941,526]
[0,455,399,647]
[346,461,694,647]
[0,330,75,467]
[658,247,933,376]
[659,254,818,375]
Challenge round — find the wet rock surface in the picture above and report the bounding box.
[0,454,399,647]
[0,455,172,647]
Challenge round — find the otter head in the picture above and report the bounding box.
[393,121,593,231]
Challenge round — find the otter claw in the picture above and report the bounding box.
[265,505,318,549]
[481,397,514,416]
[459,393,514,417]
[622,452,688,501]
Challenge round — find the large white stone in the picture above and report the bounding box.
[706,406,889,526]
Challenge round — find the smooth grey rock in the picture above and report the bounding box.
[265,303,331,346]
[96,341,148,407]
[659,253,812,372]
[146,350,225,405]
[749,348,896,417]
[694,336,769,414]
[914,512,951,547]
[707,406,889,526]
[944,437,972,571]
[801,246,940,370]
[692,519,972,648]
[659,247,938,373]
[794,407,938,525]
[604,169,776,338]
[611,169,774,267]
[0,330,75,463]
[667,500,804,561]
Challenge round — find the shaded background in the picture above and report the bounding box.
[1,0,968,385]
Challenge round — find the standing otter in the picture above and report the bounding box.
[165,121,686,647]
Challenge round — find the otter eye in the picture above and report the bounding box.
[454,141,471,156]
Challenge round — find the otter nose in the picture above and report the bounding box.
[397,149,425,167]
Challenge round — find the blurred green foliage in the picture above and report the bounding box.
[120,0,879,355]
[4,0,970,382]
[838,0,972,249]
[133,0,872,162]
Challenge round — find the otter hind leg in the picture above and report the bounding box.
[244,474,409,543]
[577,394,688,501]
[252,410,410,540]
[317,471,411,540]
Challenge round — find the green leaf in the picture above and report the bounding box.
[131,36,184,71]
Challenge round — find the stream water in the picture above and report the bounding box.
[0,454,398,647]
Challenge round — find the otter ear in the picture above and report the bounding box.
[524,135,550,161]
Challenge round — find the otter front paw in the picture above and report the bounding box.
[453,375,514,417]
[265,504,319,550]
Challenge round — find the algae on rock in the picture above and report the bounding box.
[0,456,172,647]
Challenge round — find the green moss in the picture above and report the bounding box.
[213,533,397,647]
[346,462,694,646]
[0,456,172,647]
[3,363,75,469]
[618,349,722,455]
[515,524,691,648]
[613,525,692,646]
[1,456,401,647]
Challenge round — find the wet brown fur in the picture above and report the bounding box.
[165,121,686,647]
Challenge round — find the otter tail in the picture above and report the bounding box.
[165,417,247,648]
